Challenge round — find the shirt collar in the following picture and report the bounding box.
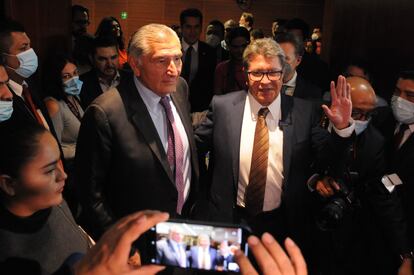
[98,70,120,86]
[284,71,297,87]
[134,76,169,115]
[182,39,199,52]
[8,79,28,97]
[247,90,281,122]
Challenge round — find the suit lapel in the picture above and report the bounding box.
[281,94,294,187]
[397,133,414,163]
[118,76,174,184]
[230,91,248,191]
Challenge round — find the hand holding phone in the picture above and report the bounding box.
[234,233,307,275]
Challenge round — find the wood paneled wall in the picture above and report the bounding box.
[72,0,325,41]
[322,0,414,98]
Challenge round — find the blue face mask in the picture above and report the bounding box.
[354,119,370,135]
[63,76,83,96]
[0,100,13,122]
[6,48,38,78]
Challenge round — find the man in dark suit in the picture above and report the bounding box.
[0,63,13,122]
[374,70,414,273]
[156,225,188,268]
[180,8,216,112]
[275,32,321,100]
[311,76,412,275]
[79,36,128,109]
[0,19,57,134]
[188,234,218,270]
[194,38,354,266]
[74,24,199,240]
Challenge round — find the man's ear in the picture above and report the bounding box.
[0,175,16,197]
[297,55,303,66]
[128,56,141,77]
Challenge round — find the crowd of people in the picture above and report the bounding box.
[0,4,413,275]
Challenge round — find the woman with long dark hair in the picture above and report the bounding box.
[95,16,127,66]
[214,27,250,95]
[43,54,84,170]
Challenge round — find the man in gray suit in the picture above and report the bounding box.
[156,225,188,267]
[195,38,354,269]
[75,24,199,241]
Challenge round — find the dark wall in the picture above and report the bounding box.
[322,0,414,99]
[3,0,72,65]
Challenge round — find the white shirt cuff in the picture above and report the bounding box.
[332,119,355,138]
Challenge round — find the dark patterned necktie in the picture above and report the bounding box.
[394,124,409,149]
[160,97,185,214]
[181,46,193,83]
[245,107,270,216]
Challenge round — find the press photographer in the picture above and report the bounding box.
[308,76,412,275]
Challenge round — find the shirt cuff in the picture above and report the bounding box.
[332,119,355,138]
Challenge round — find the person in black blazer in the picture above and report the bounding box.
[79,36,128,109]
[180,9,216,112]
[276,32,322,100]
[74,24,199,241]
[311,76,411,275]
[194,38,354,268]
[374,70,414,272]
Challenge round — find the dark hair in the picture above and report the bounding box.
[343,57,372,81]
[95,16,125,50]
[241,12,254,27]
[399,70,414,81]
[275,31,304,57]
[226,27,250,46]
[180,8,203,26]
[92,35,118,55]
[250,29,264,40]
[0,124,48,179]
[208,20,224,36]
[284,18,310,39]
[72,5,89,19]
[0,18,25,54]
[42,53,75,101]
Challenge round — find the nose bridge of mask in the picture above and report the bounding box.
[0,100,13,122]
[10,48,39,78]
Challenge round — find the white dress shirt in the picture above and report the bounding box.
[197,247,212,269]
[238,91,355,212]
[181,39,199,83]
[134,77,191,202]
[238,92,284,211]
[283,71,297,96]
[395,123,414,148]
[8,79,50,129]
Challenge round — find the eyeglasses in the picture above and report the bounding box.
[247,70,283,81]
[351,109,376,120]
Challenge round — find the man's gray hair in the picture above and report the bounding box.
[243,38,286,72]
[128,23,180,59]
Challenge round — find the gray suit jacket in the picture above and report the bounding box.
[156,239,188,267]
[194,90,352,247]
[74,72,199,239]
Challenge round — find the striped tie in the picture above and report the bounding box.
[160,97,185,214]
[245,107,270,216]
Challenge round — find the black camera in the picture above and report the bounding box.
[315,172,359,231]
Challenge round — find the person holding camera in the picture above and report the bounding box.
[310,76,412,275]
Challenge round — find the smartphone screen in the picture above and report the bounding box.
[149,220,247,272]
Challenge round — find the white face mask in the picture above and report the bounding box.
[354,119,370,135]
[7,48,38,78]
[391,95,414,124]
[0,100,13,122]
